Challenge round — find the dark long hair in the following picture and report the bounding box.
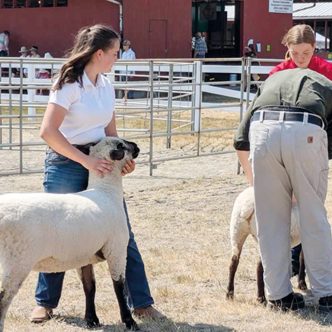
[53,24,120,90]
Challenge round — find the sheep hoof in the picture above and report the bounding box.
[226,291,234,300]
[298,280,307,291]
[124,318,139,331]
[85,316,100,328]
[257,296,267,305]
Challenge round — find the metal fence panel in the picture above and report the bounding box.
[0,57,283,176]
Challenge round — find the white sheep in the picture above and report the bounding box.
[226,186,307,303]
[0,137,140,331]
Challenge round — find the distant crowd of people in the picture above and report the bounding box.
[0,29,53,61]
[18,45,41,58]
[0,29,137,99]
[0,29,55,96]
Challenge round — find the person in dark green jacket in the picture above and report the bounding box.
[234,68,332,312]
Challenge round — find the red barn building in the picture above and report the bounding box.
[0,0,296,59]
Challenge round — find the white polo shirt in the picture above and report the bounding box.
[49,72,115,145]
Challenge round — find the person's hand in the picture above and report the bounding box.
[121,160,136,176]
[81,155,113,177]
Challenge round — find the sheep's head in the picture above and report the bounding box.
[90,137,140,164]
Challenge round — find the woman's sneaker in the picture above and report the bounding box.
[318,295,332,313]
[268,292,305,311]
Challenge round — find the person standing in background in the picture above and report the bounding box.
[120,40,136,101]
[18,46,29,58]
[244,44,260,90]
[30,46,41,58]
[194,32,207,58]
[0,30,10,56]
[121,40,136,61]
[244,44,257,58]
[191,35,196,57]
[17,46,29,78]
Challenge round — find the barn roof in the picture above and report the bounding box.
[225,3,332,21]
[293,2,332,20]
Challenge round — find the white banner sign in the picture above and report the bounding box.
[269,0,293,14]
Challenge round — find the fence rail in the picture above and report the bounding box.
[0,57,283,176]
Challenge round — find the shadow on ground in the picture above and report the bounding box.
[55,315,235,331]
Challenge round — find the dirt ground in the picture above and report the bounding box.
[1,152,332,331]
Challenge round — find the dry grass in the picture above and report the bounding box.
[1,153,332,331]
[1,110,332,331]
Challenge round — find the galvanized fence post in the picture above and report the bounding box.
[237,57,247,175]
[27,63,36,118]
[166,63,173,149]
[193,60,202,133]
[149,60,154,176]
[196,60,203,156]
[19,59,24,173]
[245,57,252,111]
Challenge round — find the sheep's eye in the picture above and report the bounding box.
[117,142,124,150]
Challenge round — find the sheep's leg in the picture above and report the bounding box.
[77,265,100,328]
[112,277,139,331]
[226,232,249,300]
[0,267,29,331]
[256,259,266,304]
[297,249,307,291]
[226,254,240,300]
[0,289,4,332]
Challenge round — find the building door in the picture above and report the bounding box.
[192,0,240,57]
[149,19,168,58]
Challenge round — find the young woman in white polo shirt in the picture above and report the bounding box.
[30,24,163,323]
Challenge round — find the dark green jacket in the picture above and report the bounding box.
[234,68,332,158]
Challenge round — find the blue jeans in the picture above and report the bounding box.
[35,149,154,309]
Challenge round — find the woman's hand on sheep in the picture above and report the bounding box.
[82,155,113,177]
[121,160,136,176]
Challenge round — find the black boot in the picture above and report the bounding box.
[319,295,332,313]
[268,292,305,311]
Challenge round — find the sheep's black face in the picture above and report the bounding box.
[109,139,140,161]
[90,137,140,162]
[124,140,140,159]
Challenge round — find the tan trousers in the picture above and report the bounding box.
[250,119,332,300]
